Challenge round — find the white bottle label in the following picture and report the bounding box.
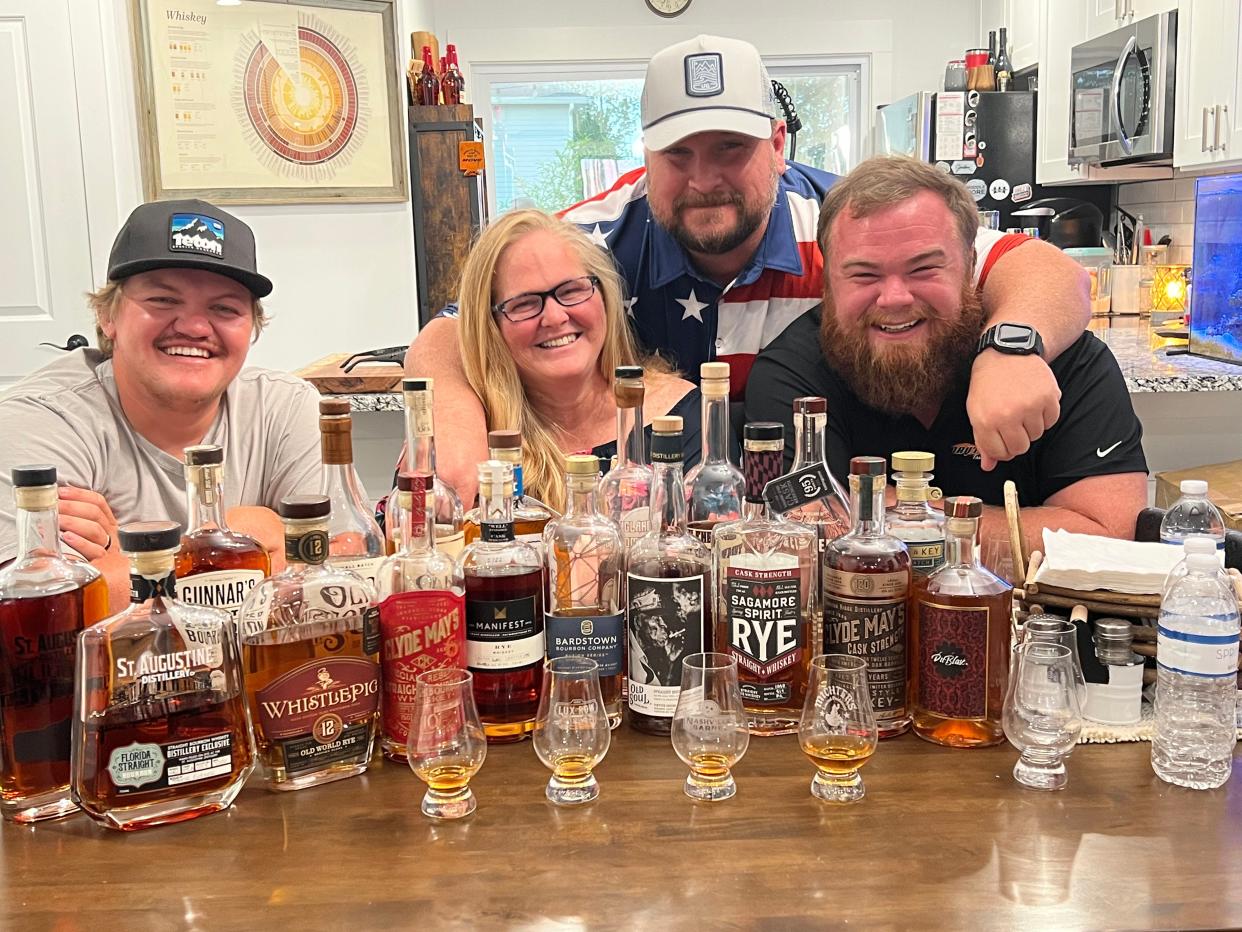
[329,556,385,589]
[1157,625,1240,678]
[178,569,266,620]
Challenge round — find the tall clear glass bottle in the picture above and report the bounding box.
[911,496,1012,748]
[375,473,466,761]
[713,423,817,736]
[685,362,744,545]
[785,396,852,548]
[544,454,625,728]
[461,461,545,743]
[627,416,713,735]
[318,398,385,588]
[401,378,464,560]
[176,444,270,621]
[464,430,554,551]
[599,365,653,550]
[886,451,946,579]
[822,456,912,738]
[0,465,109,823]
[239,495,381,790]
[72,521,253,830]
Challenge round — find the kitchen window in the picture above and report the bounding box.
[474,57,867,215]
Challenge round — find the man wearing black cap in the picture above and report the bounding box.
[0,199,321,603]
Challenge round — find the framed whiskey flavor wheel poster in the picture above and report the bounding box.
[132,0,406,204]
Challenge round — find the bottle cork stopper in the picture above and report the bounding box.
[488,429,522,450]
[943,496,983,518]
[793,396,827,415]
[849,456,886,477]
[891,451,934,473]
[653,415,682,433]
[566,454,600,476]
[319,398,350,416]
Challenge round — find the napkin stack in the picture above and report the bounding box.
[1032,528,1221,595]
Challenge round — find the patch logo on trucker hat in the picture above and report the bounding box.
[168,213,225,258]
[684,53,724,97]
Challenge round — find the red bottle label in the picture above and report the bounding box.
[917,602,990,720]
[378,589,466,746]
[256,656,380,741]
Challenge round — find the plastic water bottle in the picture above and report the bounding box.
[1152,548,1240,789]
[1161,534,1224,599]
[1160,480,1226,550]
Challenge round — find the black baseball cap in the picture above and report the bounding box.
[106,199,273,298]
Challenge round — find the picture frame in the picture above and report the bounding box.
[131,0,407,204]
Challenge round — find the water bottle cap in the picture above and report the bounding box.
[1183,535,1218,555]
[1185,553,1221,573]
[1180,479,1208,496]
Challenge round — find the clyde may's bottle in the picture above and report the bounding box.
[72,521,253,830]
[0,465,109,823]
[401,378,465,559]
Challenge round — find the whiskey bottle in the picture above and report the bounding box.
[886,451,946,579]
[822,456,912,738]
[375,473,465,761]
[599,366,653,550]
[911,496,1012,748]
[0,466,109,823]
[462,461,545,743]
[319,398,385,588]
[442,43,465,104]
[72,521,253,830]
[401,378,465,560]
[416,45,440,105]
[785,396,851,549]
[627,416,712,735]
[685,362,743,545]
[238,495,381,790]
[544,454,625,728]
[176,444,269,621]
[713,423,817,736]
[463,430,553,552]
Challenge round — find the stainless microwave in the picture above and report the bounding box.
[1068,11,1176,165]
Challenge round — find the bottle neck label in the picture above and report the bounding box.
[285,530,329,566]
[481,521,515,543]
[130,572,177,603]
[763,463,833,515]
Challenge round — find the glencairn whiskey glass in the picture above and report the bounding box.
[798,654,878,804]
[1002,643,1083,791]
[407,668,487,819]
[532,657,611,805]
[670,653,750,801]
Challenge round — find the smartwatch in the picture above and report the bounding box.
[976,323,1045,358]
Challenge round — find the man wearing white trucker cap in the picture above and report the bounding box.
[0,199,322,606]
[408,35,1091,503]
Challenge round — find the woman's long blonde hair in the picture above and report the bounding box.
[456,209,655,511]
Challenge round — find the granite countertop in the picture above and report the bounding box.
[1094,320,1242,392]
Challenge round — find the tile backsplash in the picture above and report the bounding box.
[1117,179,1196,264]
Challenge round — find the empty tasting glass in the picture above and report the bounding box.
[1002,643,1083,791]
[670,653,750,801]
[798,654,879,804]
[532,657,612,805]
[1021,614,1087,712]
[407,668,487,820]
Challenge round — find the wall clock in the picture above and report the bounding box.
[645,0,692,18]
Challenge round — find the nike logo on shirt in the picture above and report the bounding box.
[1096,441,1123,458]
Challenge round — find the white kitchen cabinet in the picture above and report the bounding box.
[1223,3,1242,159]
[1037,0,1087,183]
[980,0,1041,71]
[1087,0,1177,38]
[1174,0,1241,169]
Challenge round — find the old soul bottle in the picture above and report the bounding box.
[72,522,253,830]
[627,416,712,736]
[713,424,817,736]
[822,456,912,738]
[375,473,465,761]
[462,461,545,743]
[0,466,109,823]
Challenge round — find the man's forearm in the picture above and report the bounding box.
[980,239,1092,359]
[91,551,132,616]
[977,502,1140,577]
[227,506,285,573]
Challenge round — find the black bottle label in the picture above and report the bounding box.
[545,612,624,677]
[626,574,704,717]
[466,596,543,669]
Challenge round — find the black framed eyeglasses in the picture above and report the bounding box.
[492,275,600,323]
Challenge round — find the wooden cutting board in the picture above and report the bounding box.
[297,353,404,394]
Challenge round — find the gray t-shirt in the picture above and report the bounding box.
[0,348,322,562]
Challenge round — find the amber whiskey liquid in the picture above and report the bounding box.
[464,567,543,742]
[176,530,269,616]
[801,733,876,774]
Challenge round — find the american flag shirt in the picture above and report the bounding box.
[559,161,1020,399]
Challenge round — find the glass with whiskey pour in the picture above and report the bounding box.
[685,362,744,546]
[239,496,381,790]
[376,474,465,761]
[822,457,912,738]
[713,423,817,736]
[911,496,1012,748]
[461,461,545,743]
[544,455,625,728]
[401,379,464,560]
[886,452,946,579]
[599,366,653,550]
[627,416,713,736]
[72,522,253,831]
[0,466,109,823]
[176,445,269,621]
[319,398,386,589]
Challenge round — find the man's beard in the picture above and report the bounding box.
[650,166,778,256]
[819,280,986,417]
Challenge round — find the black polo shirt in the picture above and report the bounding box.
[743,308,1148,507]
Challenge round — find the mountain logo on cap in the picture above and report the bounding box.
[684,52,724,98]
[169,213,224,258]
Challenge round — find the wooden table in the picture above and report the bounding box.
[2,731,1239,930]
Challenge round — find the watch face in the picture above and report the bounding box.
[995,323,1036,350]
[646,0,692,16]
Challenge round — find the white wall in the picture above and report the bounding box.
[83,1,419,374]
